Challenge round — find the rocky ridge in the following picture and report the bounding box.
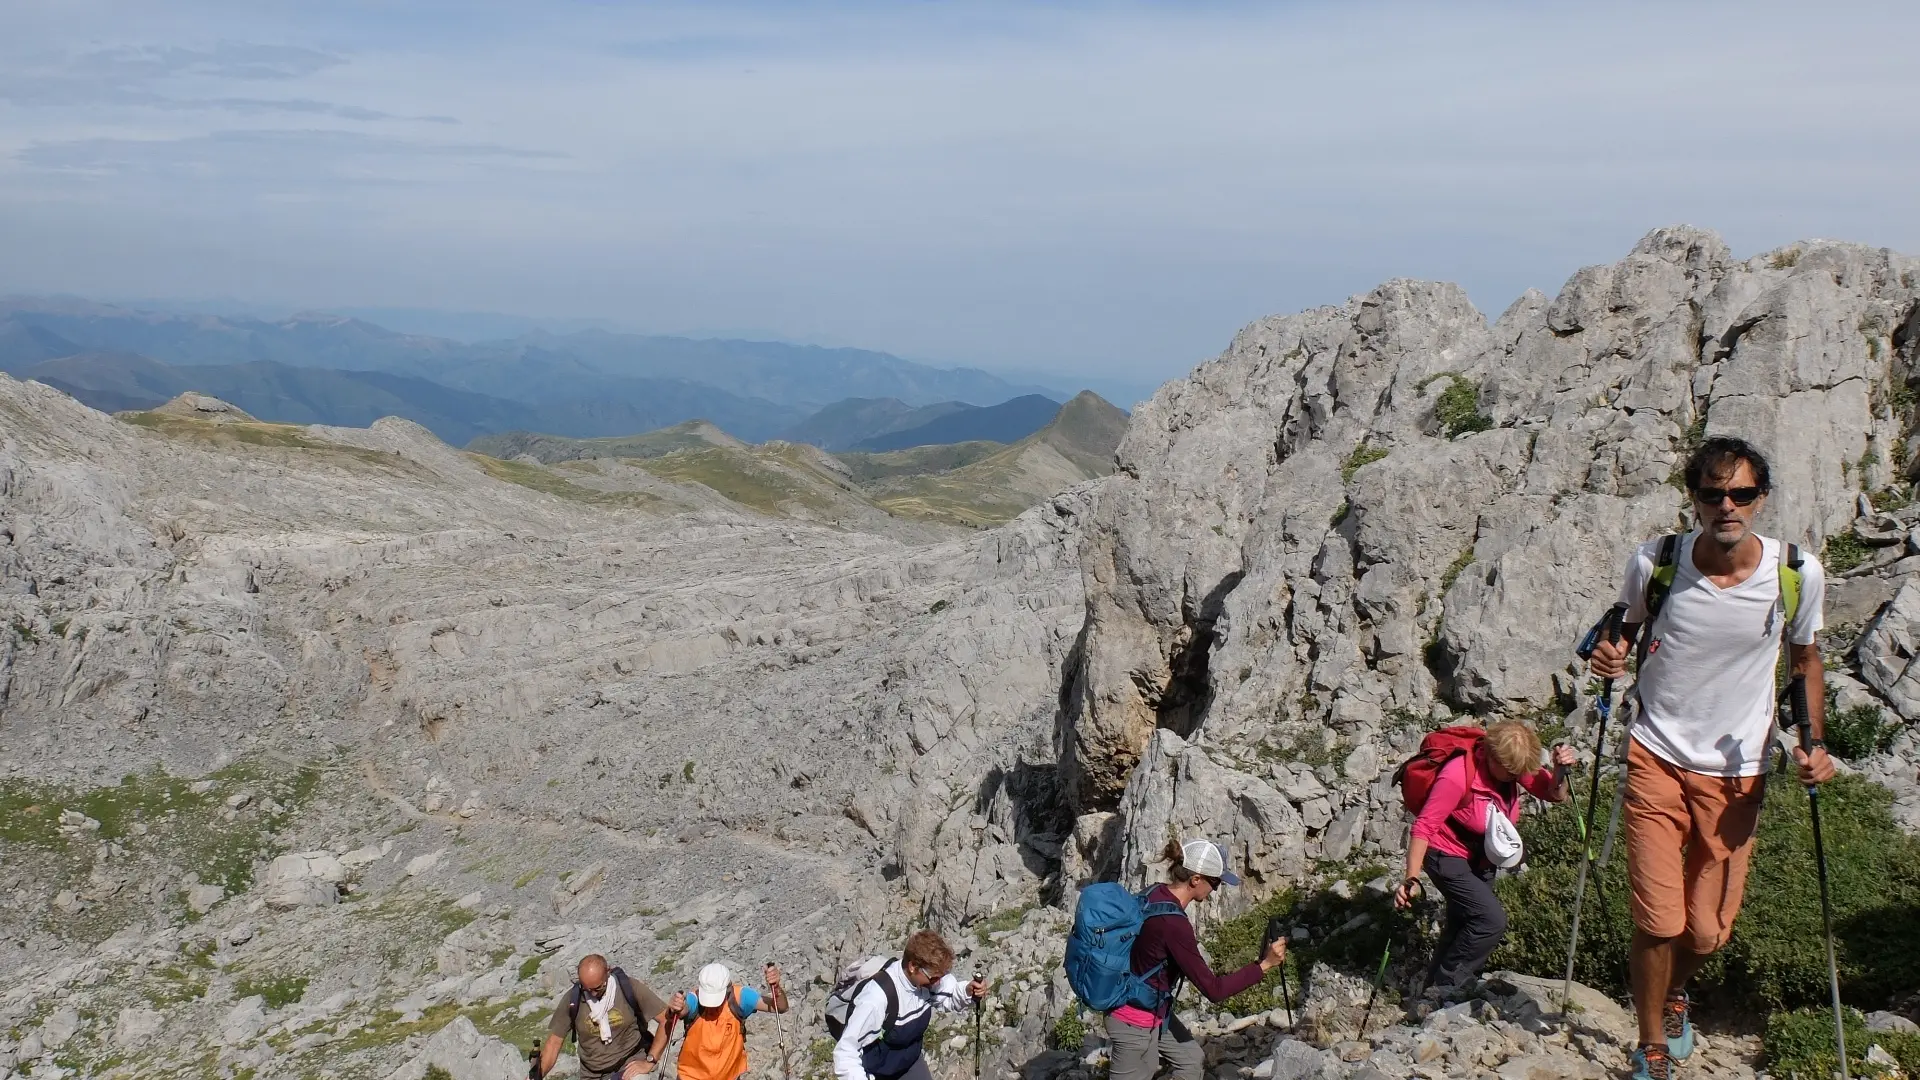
[4,227,1920,1080]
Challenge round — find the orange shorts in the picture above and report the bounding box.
[1623,738,1766,955]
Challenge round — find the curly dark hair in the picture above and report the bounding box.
[1683,435,1772,494]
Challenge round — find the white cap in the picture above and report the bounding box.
[697,963,730,1008]
[1483,804,1525,870]
[1181,839,1241,886]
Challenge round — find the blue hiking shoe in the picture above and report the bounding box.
[1663,990,1695,1061]
[1629,1044,1674,1080]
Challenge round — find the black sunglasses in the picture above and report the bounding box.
[1692,486,1762,506]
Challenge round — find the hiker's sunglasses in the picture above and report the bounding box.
[1692,485,1763,507]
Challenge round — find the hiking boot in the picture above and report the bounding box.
[1662,990,1695,1061]
[1629,1044,1674,1080]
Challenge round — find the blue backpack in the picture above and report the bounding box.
[1064,884,1184,1013]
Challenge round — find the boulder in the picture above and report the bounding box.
[550,862,607,918]
[40,1008,80,1050]
[185,883,226,913]
[1265,1038,1333,1080]
[1483,971,1633,1045]
[262,852,344,910]
[113,1006,164,1048]
[387,1016,527,1080]
[1858,580,1920,721]
[221,996,267,1046]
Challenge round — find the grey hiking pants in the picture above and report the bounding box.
[1425,850,1506,991]
[1104,1011,1202,1080]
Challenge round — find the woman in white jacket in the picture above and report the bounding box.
[832,931,988,1080]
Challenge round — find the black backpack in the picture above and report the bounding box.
[566,967,651,1046]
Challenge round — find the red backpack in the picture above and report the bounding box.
[1391,726,1484,814]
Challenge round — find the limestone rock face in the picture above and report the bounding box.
[1065,226,1920,881]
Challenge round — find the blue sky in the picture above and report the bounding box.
[3,1,1918,386]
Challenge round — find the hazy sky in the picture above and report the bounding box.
[3,1,1918,384]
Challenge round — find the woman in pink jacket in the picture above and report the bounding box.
[1392,721,1574,991]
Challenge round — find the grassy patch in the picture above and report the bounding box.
[1765,1007,1920,1080]
[1493,773,1920,1012]
[235,974,309,1009]
[466,454,661,510]
[119,412,417,472]
[836,442,1005,483]
[352,895,479,968]
[974,903,1034,945]
[512,866,544,890]
[143,963,212,1006]
[1257,728,1338,768]
[518,955,545,981]
[1770,247,1803,269]
[637,447,832,517]
[1342,443,1389,484]
[1872,485,1912,513]
[0,760,322,893]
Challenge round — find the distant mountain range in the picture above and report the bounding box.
[847,394,1065,453]
[452,390,1130,529]
[0,296,1089,445]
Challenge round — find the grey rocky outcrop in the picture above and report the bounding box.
[1065,227,1920,886]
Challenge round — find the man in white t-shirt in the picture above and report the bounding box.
[1589,436,1836,1080]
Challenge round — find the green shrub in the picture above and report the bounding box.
[1343,443,1389,484]
[1051,1009,1086,1052]
[1493,773,1920,1012]
[425,1067,457,1080]
[1872,485,1912,513]
[1823,532,1875,574]
[1765,1007,1920,1080]
[1433,377,1493,438]
[1826,703,1900,761]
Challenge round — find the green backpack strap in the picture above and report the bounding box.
[1636,533,1684,671]
[1781,542,1803,629]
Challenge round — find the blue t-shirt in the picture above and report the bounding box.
[682,987,760,1016]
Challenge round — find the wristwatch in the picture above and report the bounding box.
[1807,739,1826,751]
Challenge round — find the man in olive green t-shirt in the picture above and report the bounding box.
[535,954,671,1080]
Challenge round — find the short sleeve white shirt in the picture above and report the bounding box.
[1619,531,1824,777]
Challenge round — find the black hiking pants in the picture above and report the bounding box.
[1424,850,1505,991]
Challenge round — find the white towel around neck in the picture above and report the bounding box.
[585,980,619,1044]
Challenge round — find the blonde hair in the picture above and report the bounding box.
[1483,720,1543,777]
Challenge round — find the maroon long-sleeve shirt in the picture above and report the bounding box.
[1129,884,1265,1008]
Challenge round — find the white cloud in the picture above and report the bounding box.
[1,0,1917,381]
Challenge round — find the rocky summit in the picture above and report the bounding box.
[3,225,1919,1080]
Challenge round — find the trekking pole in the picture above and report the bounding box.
[1787,675,1850,1080]
[1359,880,1416,1035]
[972,971,984,1080]
[766,960,791,1080]
[1262,916,1294,1027]
[1562,603,1626,1006]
